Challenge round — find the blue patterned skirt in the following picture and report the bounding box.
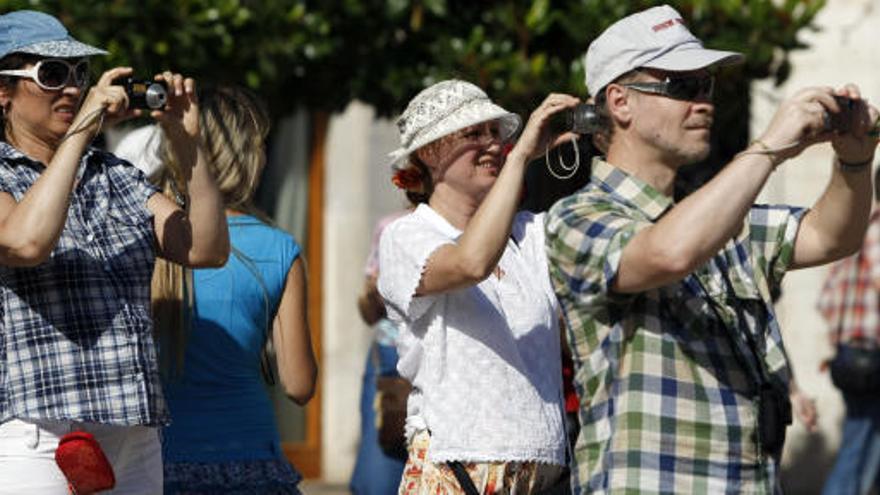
[164,458,303,494]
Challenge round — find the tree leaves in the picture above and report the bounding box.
[0,0,825,119]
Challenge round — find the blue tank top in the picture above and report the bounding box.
[162,215,301,462]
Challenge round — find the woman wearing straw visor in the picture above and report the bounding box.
[378,79,579,493]
[0,10,228,493]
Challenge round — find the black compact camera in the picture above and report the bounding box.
[113,77,168,110]
[549,103,603,135]
[827,95,856,133]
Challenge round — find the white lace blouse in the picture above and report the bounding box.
[378,204,566,465]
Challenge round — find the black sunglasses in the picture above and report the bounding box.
[623,74,715,102]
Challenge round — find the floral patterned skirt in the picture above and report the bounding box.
[164,458,303,494]
[399,431,566,494]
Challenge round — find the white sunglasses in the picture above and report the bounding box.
[0,58,90,90]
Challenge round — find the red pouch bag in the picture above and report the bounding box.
[54,431,116,494]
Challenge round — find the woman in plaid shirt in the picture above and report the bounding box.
[0,10,228,494]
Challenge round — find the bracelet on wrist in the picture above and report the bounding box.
[869,115,880,139]
[837,157,873,172]
[736,139,781,169]
[750,139,772,153]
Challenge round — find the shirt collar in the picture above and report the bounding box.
[0,141,27,162]
[591,157,674,221]
[414,203,462,238]
[0,141,99,169]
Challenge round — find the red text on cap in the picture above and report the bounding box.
[652,18,685,32]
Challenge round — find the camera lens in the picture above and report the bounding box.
[570,104,601,135]
[548,104,601,135]
[144,83,167,110]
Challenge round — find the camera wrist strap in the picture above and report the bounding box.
[544,137,580,180]
[687,266,772,394]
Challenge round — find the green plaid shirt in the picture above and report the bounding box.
[546,159,804,494]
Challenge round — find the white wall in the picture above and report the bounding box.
[752,0,880,491]
[321,101,406,482]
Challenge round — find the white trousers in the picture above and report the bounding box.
[0,418,162,494]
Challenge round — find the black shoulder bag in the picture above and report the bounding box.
[689,267,792,458]
[829,340,880,396]
[827,251,880,396]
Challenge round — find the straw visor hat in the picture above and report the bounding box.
[388,80,522,168]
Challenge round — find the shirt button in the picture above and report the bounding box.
[86,233,94,242]
[103,263,112,272]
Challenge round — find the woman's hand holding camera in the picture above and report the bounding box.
[510,93,581,163]
[152,71,200,172]
[69,67,139,140]
[152,72,198,139]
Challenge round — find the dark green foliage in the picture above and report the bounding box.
[1,0,823,118]
[1,0,825,200]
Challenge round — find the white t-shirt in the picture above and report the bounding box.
[378,204,566,465]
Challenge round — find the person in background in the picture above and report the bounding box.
[0,10,228,494]
[113,123,163,180]
[350,210,408,495]
[378,79,576,493]
[817,166,880,495]
[150,86,318,494]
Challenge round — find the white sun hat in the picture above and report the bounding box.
[388,79,521,168]
[585,4,743,96]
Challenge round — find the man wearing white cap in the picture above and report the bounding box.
[545,4,879,493]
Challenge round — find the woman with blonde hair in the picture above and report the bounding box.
[153,85,318,494]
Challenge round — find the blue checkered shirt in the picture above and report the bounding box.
[0,142,168,426]
[545,159,804,494]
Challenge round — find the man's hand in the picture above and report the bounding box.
[790,386,818,432]
[830,84,879,165]
[756,86,837,163]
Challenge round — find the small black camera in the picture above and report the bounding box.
[113,77,168,110]
[549,103,603,135]
[828,95,856,133]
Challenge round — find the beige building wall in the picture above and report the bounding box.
[321,102,407,482]
[753,0,880,491]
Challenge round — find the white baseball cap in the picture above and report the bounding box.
[585,5,743,96]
